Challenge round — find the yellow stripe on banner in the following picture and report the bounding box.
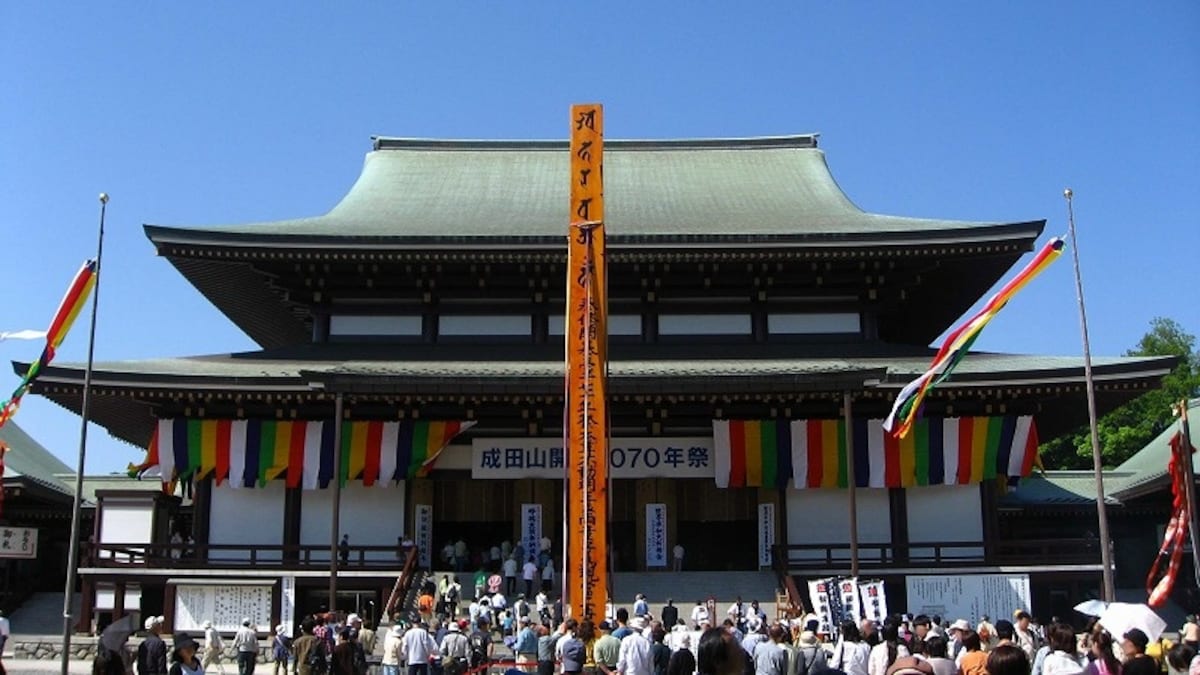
[821,419,840,489]
[349,422,368,480]
[199,419,218,478]
[425,420,447,465]
[971,417,988,483]
[899,425,916,487]
[270,421,292,480]
[744,421,763,487]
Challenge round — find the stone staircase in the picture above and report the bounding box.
[611,570,780,605]
[9,592,80,638]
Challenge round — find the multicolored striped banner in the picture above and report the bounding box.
[713,416,1038,489]
[129,418,474,489]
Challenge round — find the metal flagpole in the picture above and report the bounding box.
[60,193,108,675]
[329,392,344,611]
[1064,188,1116,601]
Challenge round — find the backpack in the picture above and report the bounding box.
[306,638,329,675]
[447,585,459,603]
[469,631,491,668]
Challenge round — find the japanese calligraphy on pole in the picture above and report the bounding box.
[565,103,608,622]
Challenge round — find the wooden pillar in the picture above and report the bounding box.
[112,582,126,622]
[283,487,303,563]
[163,583,178,633]
[889,488,909,565]
[980,481,999,561]
[193,477,212,560]
[76,578,94,634]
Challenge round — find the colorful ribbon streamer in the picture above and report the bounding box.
[0,260,97,429]
[883,238,1064,438]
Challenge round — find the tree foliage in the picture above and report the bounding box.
[1039,317,1200,469]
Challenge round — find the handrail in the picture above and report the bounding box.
[771,538,1101,571]
[85,542,418,569]
[385,545,420,617]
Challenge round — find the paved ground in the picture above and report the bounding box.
[4,659,93,675]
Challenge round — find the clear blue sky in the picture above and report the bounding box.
[1,2,1197,474]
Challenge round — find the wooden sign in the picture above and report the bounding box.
[565,103,609,622]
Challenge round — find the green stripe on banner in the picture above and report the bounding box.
[409,422,429,478]
[914,419,930,487]
[837,420,848,488]
[258,421,276,487]
[761,421,778,487]
[186,419,202,478]
[983,416,1002,480]
[340,422,353,487]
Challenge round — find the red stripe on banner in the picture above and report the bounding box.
[957,417,974,484]
[884,428,900,488]
[287,422,307,489]
[44,262,96,345]
[1021,421,1039,476]
[215,419,232,485]
[807,421,823,488]
[363,421,383,486]
[729,420,747,488]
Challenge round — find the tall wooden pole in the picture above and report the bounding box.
[565,103,609,621]
[60,194,107,675]
[1064,188,1115,601]
[843,392,859,578]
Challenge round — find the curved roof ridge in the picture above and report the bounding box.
[371,134,821,152]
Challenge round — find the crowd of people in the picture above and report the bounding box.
[93,590,1200,675]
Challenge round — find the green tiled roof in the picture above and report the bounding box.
[1001,471,1128,506]
[0,421,73,495]
[144,136,1042,244]
[1111,398,1200,497]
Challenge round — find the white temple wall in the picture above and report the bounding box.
[300,482,406,562]
[208,481,286,561]
[785,488,891,561]
[906,484,983,558]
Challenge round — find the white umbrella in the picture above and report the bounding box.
[1073,599,1108,617]
[1098,602,1167,642]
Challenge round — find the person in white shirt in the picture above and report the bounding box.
[831,621,870,675]
[867,624,909,675]
[690,601,709,629]
[541,558,555,592]
[616,617,653,675]
[383,624,405,675]
[402,622,440,675]
[233,618,259,675]
[673,544,684,572]
[523,558,539,598]
[504,556,520,596]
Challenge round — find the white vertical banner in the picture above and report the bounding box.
[521,503,542,562]
[757,503,776,567]
[807,578,834,635]
[645,503,667,567]
[415,504,433,568]
[838,577,861,621]
[280,576,296,637]
[859,580,888,625]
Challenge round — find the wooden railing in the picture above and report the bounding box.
[772,538,1100,572]
[385,545,421,617]
[85,542,417,570]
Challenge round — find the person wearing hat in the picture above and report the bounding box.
[169,633,205,675]
[946,620,971,663]
[139,616,169,675]
[233,618,260,675]
[616,616,652,675]
[594,621,621,673]
[202,620,226,675]
[271,625,291,675]
[381,624,405,675]
[440,620,470,675]
[515,615,540,672]
[1122,629,1157,675]
[794,630,827,675]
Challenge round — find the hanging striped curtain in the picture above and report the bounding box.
[712,416,1038,489]
[138,419,475,489]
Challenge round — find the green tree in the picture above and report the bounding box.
[1039,317,1200,469]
